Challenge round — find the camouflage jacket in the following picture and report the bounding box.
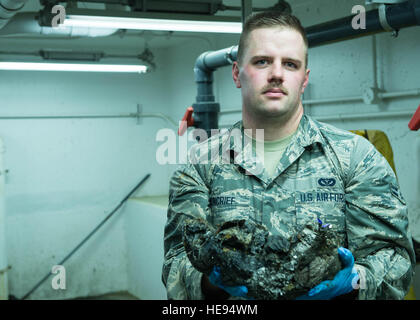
[162,114,415,300]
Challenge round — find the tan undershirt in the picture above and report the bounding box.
[245,130,296,178]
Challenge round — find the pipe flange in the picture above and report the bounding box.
[225,46,237,65]
[225,52,233,65]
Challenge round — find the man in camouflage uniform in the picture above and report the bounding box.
[162,11,415,300]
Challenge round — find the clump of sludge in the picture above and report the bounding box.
[182,217,341,300]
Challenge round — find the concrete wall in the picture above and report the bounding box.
[0,47,171,299]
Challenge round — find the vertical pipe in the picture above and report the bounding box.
[372,34,385,93]
[0,137,8,300]
[241,0,253,24]
[372,35,378,90]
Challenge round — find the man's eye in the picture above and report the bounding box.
[285,61,298,69]
[254,59,268,66]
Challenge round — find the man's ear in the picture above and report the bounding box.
[232,61,241,88]
[301,68,310,94]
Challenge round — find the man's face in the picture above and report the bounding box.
[233,27,310,121]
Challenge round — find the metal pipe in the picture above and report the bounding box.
[379,89,420,99]
[307,0,420,47]
[241,0,253,24]
[218,88,420,115]
[219,109,416,128]
[302,96,364,105]
[192,46,238,137]
[219,108,242,115]
[193,0,420,73]
[195,46,238,73]
[141,113,178,128]
[0,12,117,37]
[302,89,420,105]
[0,112,178,128]
[0,137,7,300]
[372,35,379,90]
[192,0,420,133]
[314,110,415,122]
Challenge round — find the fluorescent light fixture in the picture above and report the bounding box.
[0,62,148,73]
[62,15,243,33]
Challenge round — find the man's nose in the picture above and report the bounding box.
[268,62,284,82]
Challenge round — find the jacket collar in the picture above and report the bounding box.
[220,114,325,180]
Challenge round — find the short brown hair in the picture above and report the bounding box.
[237,11,308,67]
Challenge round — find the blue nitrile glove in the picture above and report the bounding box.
[209,266,249,298]
[296,247,359,300]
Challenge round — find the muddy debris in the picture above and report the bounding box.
[182,217,342,299]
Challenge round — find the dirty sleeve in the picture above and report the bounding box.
[345,137,415,299]
[162,163,209,300]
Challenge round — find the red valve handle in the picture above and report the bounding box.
[178,106,194,136]
[408,104,420,131]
